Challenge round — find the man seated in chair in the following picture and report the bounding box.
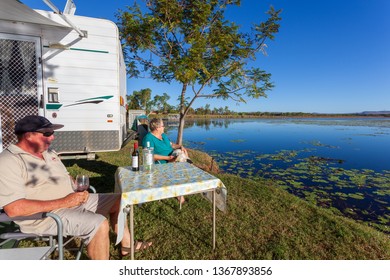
[0,115,151,259]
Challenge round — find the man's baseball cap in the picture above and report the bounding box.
[15,115,64,135]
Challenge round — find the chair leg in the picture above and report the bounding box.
[75,240,86,260]
[13,239,21,248]
[49,236,55,247]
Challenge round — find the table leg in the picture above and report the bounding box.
[213,189,216,250]
[130,204,134,260]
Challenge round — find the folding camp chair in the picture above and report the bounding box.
[137,121,149,146]
[0,186,96,260]
[0,209,90,260]
[0,210,64,260]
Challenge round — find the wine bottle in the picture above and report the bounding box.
[132,142,139,171]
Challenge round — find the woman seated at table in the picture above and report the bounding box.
[142,118,191,204]
[142,118,190,164]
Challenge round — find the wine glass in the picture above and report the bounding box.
[74,175,90,192]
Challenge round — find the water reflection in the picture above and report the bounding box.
[184,118,234,130]
[184,117,390,129]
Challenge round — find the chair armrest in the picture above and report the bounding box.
[89,185,97,193]
[0,211,47,222]
[0,210,64,260]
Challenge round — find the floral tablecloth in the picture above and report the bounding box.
[115,162,227,244]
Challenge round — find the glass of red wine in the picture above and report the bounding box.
[74,175,90,192]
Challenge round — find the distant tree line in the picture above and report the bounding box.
[127,88,236,115]
[127,88,389,118]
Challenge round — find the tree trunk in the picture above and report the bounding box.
[176,83,187,145]
[177,115,185,145]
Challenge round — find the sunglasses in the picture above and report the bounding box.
[37,131,55,137]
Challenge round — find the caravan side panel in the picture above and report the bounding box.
[0,8,127,155]
[37,12,127,154]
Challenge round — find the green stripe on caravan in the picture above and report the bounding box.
[46,104,63,110]
[78,96,114,101]
[63,96,114,107]
[43,45,109,53]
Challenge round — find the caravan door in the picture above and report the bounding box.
[0,33,43,150]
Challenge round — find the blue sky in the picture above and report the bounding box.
[22,0,390,113]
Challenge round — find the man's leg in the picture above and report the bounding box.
[86,219,110,260]
[109,196,131,249]
[45,206,110,260]
[108,195,152,255]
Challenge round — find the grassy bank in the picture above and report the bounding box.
[62,140,390,260]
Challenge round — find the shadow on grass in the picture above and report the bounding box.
[62,155,119,193]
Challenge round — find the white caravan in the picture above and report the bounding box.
[0,0,128,158]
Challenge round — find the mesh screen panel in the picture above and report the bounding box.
[0,38,39,149]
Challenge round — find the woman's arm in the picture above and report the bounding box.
[153,154,176,162]
[171,142,183,149]
[171,142,188,157]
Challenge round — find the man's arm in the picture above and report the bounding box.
[3,191,89,217]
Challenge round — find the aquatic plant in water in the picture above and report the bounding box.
[210,144,390,234]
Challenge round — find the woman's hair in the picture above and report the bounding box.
[148,118,163,132]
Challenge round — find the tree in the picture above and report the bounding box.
[129,88,152,113]
[127,94,139,110]
[151,92,170,113]
[118,0,281,144]
[204,104,211,115]
[224,106,231,115]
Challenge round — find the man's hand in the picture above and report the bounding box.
[65,191,89,207]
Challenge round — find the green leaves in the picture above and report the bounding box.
[118,0,282,142]
[119,0,281,97]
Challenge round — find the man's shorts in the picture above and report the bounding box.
[45,193,120,245]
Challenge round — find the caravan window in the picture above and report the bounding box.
[48,87,59,103]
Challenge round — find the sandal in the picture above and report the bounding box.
[121,241,152,257]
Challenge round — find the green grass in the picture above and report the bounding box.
[59,140,390,260]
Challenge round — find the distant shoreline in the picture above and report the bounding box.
[182,113,390,119]
[151,112,390,120]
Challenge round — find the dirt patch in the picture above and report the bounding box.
[187,149,220,173]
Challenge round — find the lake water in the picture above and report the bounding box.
[166,117,390,233]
